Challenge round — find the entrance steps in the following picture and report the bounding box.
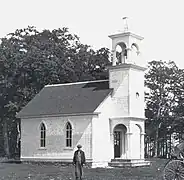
[108,158,150,167]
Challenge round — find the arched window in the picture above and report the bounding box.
[40,123,46,148]
[66,122,72,147]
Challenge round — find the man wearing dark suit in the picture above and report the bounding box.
[73,144,86,180]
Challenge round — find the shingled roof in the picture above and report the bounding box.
[17,80,112,118]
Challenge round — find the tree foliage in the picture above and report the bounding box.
[0,26,111,157]
[145,60,184,157]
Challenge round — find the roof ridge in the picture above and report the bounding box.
[45,79,109,87]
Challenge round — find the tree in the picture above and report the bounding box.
[145,60,180,157]
[0,26,111,157]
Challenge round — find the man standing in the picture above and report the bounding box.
[73,144,86,180]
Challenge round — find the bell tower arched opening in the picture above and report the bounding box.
[115,42,127,65]
[131,43,140,64]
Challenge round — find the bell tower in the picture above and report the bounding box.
[108,17,147,118]
[109,17,144,66]
[108,19,150,167]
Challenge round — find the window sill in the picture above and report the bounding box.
[38,147,47,150]
[64,147,73,150]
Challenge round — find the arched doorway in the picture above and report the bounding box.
[113,124,127,158]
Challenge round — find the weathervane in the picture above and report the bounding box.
[122,17,129,32]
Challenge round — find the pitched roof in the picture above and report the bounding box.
[17,80,112,118]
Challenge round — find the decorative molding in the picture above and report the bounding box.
[126,48,132,51]
[141,133,146,135]
[126,132,133,135]
[38,148,47,150]
[109,116,146,121]
[108,32,144,40]
[107,63,147,71]
[20,112,100,119]
[45,79,108,87]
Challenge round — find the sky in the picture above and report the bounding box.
[1,0,184,68]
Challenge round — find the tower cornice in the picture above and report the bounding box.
[107,63,147,71]
[108,32,144,40]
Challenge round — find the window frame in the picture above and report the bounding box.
[65,122,72,148]
[40,122,46,148]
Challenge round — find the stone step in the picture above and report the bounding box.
[108,159,150,167]
[111,158,148,162]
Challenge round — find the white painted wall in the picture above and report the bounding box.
[109,67,129,117]
[129,68,145,118]
[21,115,93,162]
[92,95,113,167]
[109,65,145,118]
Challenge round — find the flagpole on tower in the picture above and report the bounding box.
[122,17,129,32]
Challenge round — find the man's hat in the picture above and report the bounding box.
[77,144,82,148]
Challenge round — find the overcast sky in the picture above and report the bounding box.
[1,0,184,67]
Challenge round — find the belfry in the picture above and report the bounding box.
[107,18,150,166]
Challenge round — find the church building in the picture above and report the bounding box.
[17,24,150,167]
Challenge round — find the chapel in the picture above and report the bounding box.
[17,22,150,167]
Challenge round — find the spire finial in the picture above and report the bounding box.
[122,17,129,32]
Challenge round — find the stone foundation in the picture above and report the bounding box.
[20,157,93,167]
[21,157,150,168]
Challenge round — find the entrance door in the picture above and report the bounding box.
[114,131,121,158]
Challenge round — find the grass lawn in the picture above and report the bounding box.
[0,158,168,180]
